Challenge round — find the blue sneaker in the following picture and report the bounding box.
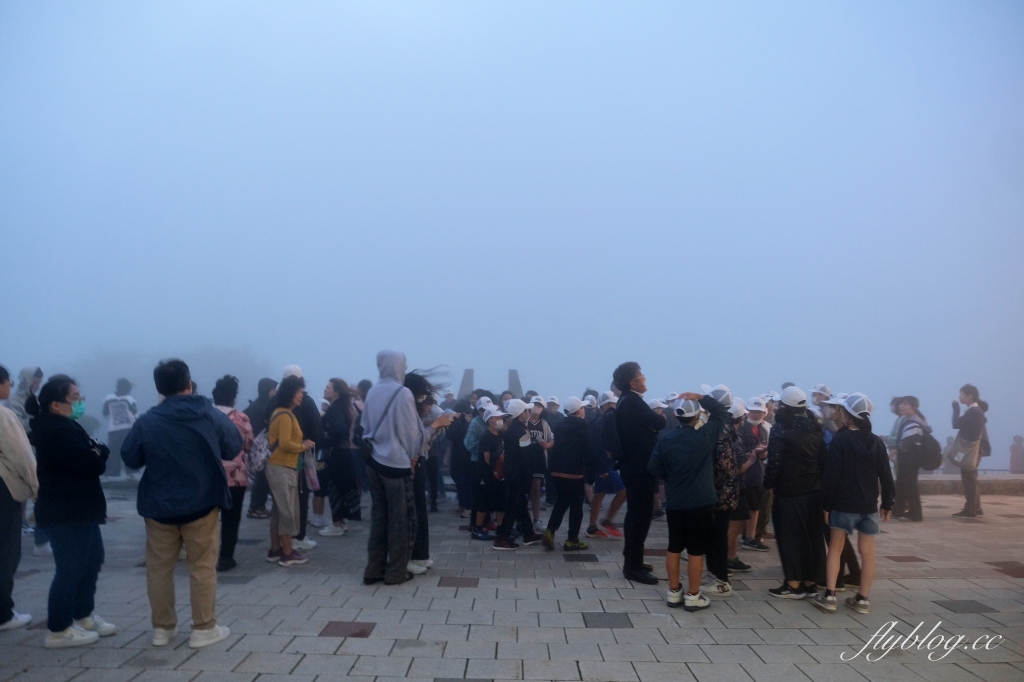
[471,529,493,541]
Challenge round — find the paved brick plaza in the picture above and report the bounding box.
[2,491,1022,682]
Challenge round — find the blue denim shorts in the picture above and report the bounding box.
[829,510,880,536]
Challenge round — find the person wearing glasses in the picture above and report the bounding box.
[26,375,117,648]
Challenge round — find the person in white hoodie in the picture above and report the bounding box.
[360,351,452,585]
[0,365,39,631]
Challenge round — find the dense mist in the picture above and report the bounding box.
[1,2,1022,466]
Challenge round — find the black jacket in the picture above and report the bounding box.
[322,399,354,454]
[30,412,109,526]
[821,428,895,514]
[244,396,272,435]
[548,415,596,480]
[615,392,666,477]
[503,419,533,485]
[446,417,472,478]
[763,409,826,498]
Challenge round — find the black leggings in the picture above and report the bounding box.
[705,509,732,582]
[546,477,585,542]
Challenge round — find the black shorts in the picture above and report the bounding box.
[666,505,714,556]
[476,478,507,513]
[743,486,763,513]
[729,489,750,521]
[313,468,329,498]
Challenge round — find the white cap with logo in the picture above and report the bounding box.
[483,405,508,422]
[505,399,530,419]
[563,396,586,415]
[598,391,618,407]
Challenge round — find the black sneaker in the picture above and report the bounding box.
[975,509,984,517]
[727,558,752,572]
[521,534,543,546]
[952,510,976,518]
[840,574,860,589]
[492,539,519,551]
[215,557,236,572]
[741,538,769,552]
[652,509,665,520]
[641,562,654,572]
[769,583,806,599]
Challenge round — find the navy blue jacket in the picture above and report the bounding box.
[122,394,243,520]
[647,397,729,510]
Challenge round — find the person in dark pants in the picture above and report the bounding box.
[212,376,254,572]
[244,378,277,519]
[28,375,117,648]
[0,365,39,632]
[542,397,596,552]
[405,372,451,571]
[445,402,475,516]
[950,384,989,518]
[319,378,362,537]
[763,387,827,600]
[493,399,543,550]
[612,362,666,585]
[888,395,928,523]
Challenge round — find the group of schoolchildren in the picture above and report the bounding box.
[451,367,897,619]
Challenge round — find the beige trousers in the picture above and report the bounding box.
[144,508,220,630]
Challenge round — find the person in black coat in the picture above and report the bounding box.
[244,378,277,519]
[543,397,597,552]
[28,375,116,648]
[612,362,667,585]
[319,379,362,534]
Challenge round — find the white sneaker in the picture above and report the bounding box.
[406,561,428,575]
[292,538,317,551]
[702,579,733,598]
[0,612,32,631]
[189,624,230,649]
[308,514,326,528]
[33,542,52,557]
[45,625,99,649]
[533,520,545,534]
[318,524,346,537]
[411,558,433,569]
[152,626,178,646]
[74,614,117,637]
[683,590,711,612]
[666,586,684,608]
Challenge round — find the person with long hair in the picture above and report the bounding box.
[27,375,116,648]
[813,393,894,615]
[950,384,990,518]
[405,371,453,571]
[266,375,315,566]
[211,376,254,572]
[319,378,361,537]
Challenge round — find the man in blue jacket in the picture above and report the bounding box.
[121,359,242,650]
[648,392,731,612]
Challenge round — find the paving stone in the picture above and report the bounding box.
[582,612,632,629]
[577,660,640,681]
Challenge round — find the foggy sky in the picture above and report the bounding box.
[1,2,1022,464]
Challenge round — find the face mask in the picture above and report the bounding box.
[70,400,86,421]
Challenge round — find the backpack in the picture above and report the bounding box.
[247,429,273,474]
[916,432,943,471]
[246,411,287,474]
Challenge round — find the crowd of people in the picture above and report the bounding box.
[0,354,997,647]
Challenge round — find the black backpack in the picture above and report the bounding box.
[915,433,943,471]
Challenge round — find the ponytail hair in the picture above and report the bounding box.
[978,400,989,413]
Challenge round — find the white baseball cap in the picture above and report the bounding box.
[822,392,850,406]
[811,384,831,397]
[505,399,530,419]
[700,384,733,409]
[283,364,303,379]
[583,395,598,408]
[598,391,618,407]
[546,396,560,406]
[483,405,508,422]
[746,396,768,413]
[563,396,585,415]
[674,398,701,419]
[647,398,668,410]
[476,396,493,411]
[842,393,873,420]
[779,386,807,408]
[729,399,747,419]
[665,392,679,403]
[530,396,546,407]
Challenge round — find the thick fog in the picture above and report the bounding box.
[1,2,1022,465]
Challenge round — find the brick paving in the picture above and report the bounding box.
[2,492,1022,682]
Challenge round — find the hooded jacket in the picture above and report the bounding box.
[121,394,243,521]
[7,367,40,432]
[359,350,434,476]
[548,415,596,479]
[30,411,109,526]
[0,402,38,502]
[821,428,895,515]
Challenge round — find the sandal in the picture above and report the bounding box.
[247,509,270,519]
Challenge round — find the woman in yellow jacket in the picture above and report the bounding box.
[266,376,315,566]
